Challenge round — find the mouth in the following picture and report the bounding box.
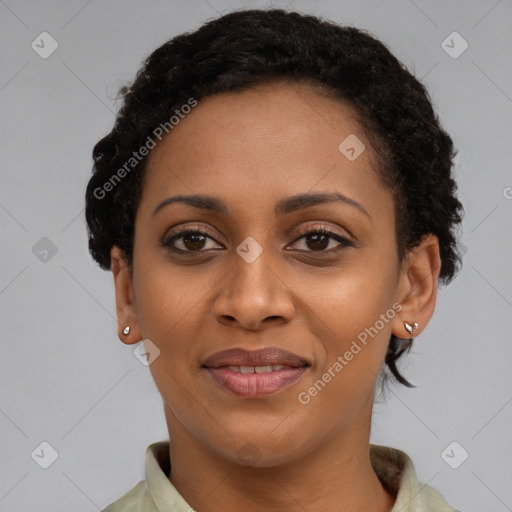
[224,364,292,373]
[202,347,309,368]
[202,347,310,398]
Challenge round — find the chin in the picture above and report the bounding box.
[209,431,314,469]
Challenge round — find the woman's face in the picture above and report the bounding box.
[114,82,436,466]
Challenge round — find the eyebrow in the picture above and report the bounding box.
[152,192,371,220]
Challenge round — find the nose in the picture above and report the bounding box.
[211,248,295,331]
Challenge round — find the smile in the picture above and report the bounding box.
[227,365,286,373]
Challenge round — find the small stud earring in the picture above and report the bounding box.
[403,321,419,335]
[123,326,130,335]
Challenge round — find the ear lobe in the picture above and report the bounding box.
[392,234,441,339]
[111,246,142,345]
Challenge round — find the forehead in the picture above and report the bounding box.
[139,82,391,222]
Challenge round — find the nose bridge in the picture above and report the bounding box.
[212,235,293,328]
[228,236,276,303]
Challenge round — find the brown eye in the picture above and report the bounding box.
[162,228,223,253]
[304,232,330,251]
[180,232,208,251]
[289,227,353,252]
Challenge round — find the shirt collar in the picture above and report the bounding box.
[145,441,191,511]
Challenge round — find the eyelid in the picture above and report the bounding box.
[291,222,354,243]
[163,222,352,242]
[162,221,355,254]
[162,223,224,247]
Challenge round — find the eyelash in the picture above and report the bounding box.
[161,225,354,254]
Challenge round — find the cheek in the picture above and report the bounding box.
[296,250,398,401]
[131,253,218,374]
[133,257,207,338]
[301,248,397,341]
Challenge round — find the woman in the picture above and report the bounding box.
[86,8,463,511]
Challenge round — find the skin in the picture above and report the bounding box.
[111,81,441,511]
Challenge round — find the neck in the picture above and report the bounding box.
[164,403,396,512]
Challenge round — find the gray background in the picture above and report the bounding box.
[1,0,511,510]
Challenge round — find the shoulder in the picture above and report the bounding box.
[369,443,461,512]
[101,480,153,512]
[100,440,190,512]
[415,482,463,512]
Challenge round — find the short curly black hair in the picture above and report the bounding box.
[85,8,464,389]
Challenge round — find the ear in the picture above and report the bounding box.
[111,246,142,345]
[392,234,441,339]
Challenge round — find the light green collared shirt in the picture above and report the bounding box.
[101,441,460,511]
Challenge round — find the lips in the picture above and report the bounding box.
[202,347,310,398]
[202,347,309,369]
